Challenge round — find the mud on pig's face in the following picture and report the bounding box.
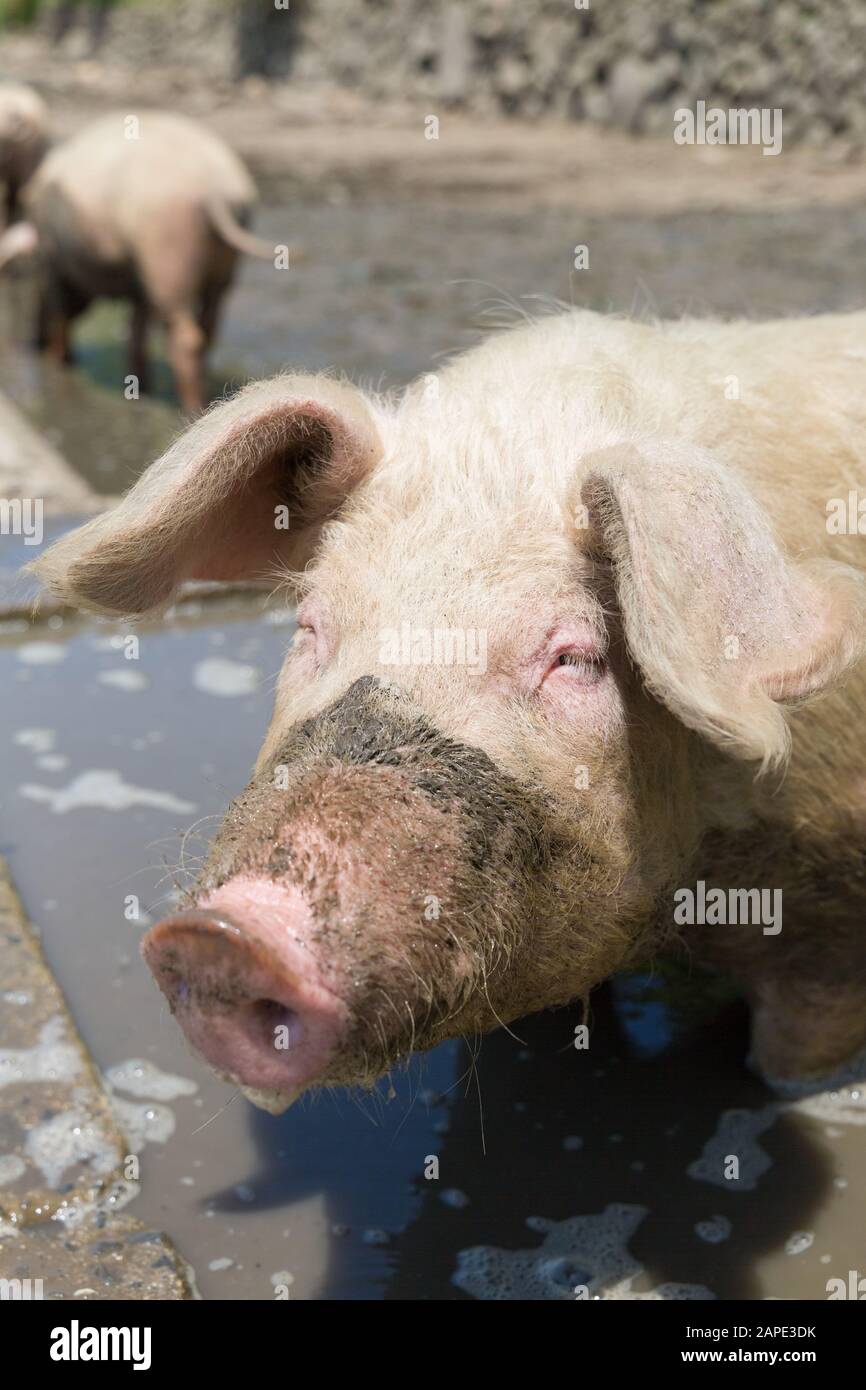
[143,550,645,1109]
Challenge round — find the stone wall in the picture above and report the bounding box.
[36,0,866,145]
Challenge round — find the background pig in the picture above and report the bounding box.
[0,81,48,224]
[33,307,866,1114]
[0,110,275,413]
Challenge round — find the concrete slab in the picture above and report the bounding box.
[0,859,194,1300]
[0,393,106,516]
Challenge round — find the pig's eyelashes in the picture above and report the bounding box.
[292,621,331,673]
[546,651,606,684]
[292,624,319,659]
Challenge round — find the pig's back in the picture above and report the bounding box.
[438,309,866,569]
[30,111,256,261]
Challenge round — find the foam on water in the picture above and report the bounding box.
[0,1154,26,1184]
[695,1215,732,1244]
[454,1204,715,1300]
[24,1108,118,1188]
[0,1015,83,1089]
[104,1058,198,1101]
[785,1231,814,1256]
[97,670,149,692]
[20,769,196,815]
[192,658,259,697]
[103,1058,199,1152]
[687,1105,777,1190]
[13,728,56,753]
[17,643,66,665]
[108,1096,176,1151]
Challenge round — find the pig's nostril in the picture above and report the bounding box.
[244,999,304,1055]
[141,900,348,1093]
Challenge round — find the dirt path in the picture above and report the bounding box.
[3,33,866,213]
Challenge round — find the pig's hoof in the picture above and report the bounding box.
[748,1038,866,1097]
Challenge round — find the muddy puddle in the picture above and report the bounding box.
[2,191,866,1299]
[3,537,866,1301]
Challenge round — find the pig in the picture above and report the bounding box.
[0,110,275,413]
[32,307,866,1114]
[0,82,49,225]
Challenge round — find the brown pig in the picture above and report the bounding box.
[0,110,276,413]
[33,308,866,1112]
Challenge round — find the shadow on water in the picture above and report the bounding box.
[382,991,832,1301]
[203,1047,461,1299]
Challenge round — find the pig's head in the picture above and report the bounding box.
[34,347,866,1111]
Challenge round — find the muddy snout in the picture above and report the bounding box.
[142,889,350,1101]
[142,678,546,1102]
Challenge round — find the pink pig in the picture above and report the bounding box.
[35,308,866,1112]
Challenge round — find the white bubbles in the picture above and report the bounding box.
[104,1058,198,1102]
[193,658,259,697]
[17,643,66,665]
[455,1204,715,1301]
[0,1016,82,1090]
[19,769,196,815]
[695,1215,732,1244]
[97,670,149,692]
[687,1106,777,1191]
[784,1231,814,1257]
[24,1109,117,1188]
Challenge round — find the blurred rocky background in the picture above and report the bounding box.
[1,0,864,149]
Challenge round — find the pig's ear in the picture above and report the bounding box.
[575,441,866,769]
[31,375,383,616]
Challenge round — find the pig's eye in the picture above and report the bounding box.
[292,623,319,660]
[547,650,605,684]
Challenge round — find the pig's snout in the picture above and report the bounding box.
[141,880,349,1096]
[141,680,556,1102]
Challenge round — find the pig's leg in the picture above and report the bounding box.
[129,298,150,395]
[748,977,866,1082]
[164,308,207,415]
[4,178,19,228]
[137,220,215,414]
[198,282,226,352]
[36,275,85,365]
